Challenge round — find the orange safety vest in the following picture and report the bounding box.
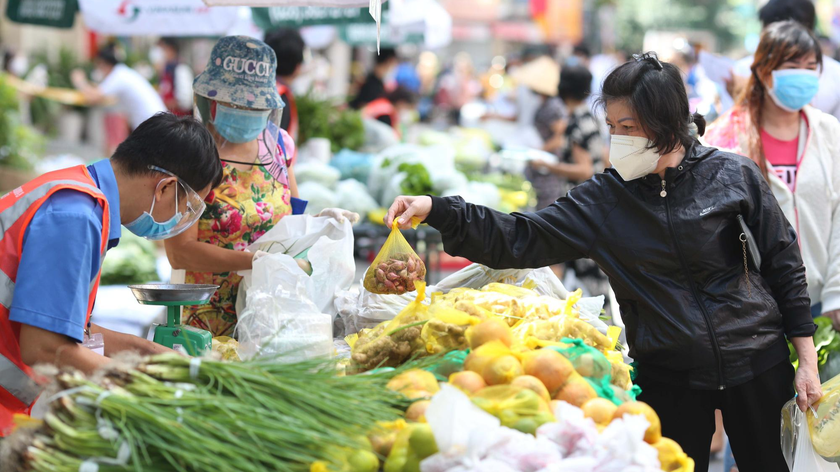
[0,166,110,436]
[361,98,400,138]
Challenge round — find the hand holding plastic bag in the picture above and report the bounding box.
[364,220,427,295]
[782,373,840,470]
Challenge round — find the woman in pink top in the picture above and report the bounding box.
[705,21,840,327]
[704,22,840,471]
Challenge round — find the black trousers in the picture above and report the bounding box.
[636,361,795,472]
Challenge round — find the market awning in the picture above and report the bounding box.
[207,0,386,49]
[250,4,381,29]
[5,0,78,28]
[78,0,240,36]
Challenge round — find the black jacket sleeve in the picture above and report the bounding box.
[740,159,815,337]
[424,185,613,270]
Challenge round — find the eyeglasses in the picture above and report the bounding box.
[633,52,663,71]
[148,165,207,236]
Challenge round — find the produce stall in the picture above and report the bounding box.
[2,227,704,472]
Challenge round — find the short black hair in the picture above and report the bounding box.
[376,48,398,65]
[96,47,119,66]
[112,113,223,191]
[597,52,706,156]
[264,28,305,77]
[158,37,180,54]
[558,65,593,102]
[387,86,417,105]
[573,44,591,59]
[759,0,816,30]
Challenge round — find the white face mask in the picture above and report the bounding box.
[609,134,661,181]
[149,46,166,67]
[91,68,105,83]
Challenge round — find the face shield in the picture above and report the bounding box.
[195,94,293,187]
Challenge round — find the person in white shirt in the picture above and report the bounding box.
[71,47,167,130]
[149,38,194,116]
[729,0,840,120]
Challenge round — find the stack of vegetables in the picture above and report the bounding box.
[1,354,415,472]
[99,231,160,285]
[344,275,694,471]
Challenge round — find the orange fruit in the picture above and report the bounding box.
[464,341,508,375]
[521,349,575,396]
[449,371,486,395]
[386,369,440,400]
[554,373,597,407]
[582,398,618,426]
[511,375,552,404]
[467,319,513,349]
[405,400,431,422]
[482,355,523,385]
[612,401,662,444]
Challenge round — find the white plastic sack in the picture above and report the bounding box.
[294,161,342,187]
[234,255,332,361]
[335,179,380,218]
[434,264,534,294]
[238,215,355,319]
[781,397,838,472]
[297,181,338,215]
[360,118,400,154]
[442,182,500,210]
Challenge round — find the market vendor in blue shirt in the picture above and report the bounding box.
[0,113,223,434]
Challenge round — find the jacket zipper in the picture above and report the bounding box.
[661,178,726,390]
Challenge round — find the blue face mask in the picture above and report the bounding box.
[768,69,820,112]
[124,179,184,241]
[213,104,271,144]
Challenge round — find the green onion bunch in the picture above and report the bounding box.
[3,353,413,472]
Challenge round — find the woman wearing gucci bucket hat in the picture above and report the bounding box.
[163,36,357,337]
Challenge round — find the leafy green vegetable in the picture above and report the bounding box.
[297,92,366,153]
[397,162,434,196]
[100,232,159,285]
[788,316,840,372]
[0,75,44,172]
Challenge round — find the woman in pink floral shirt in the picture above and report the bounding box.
[164,36,302,337]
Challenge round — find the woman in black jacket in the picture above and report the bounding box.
[385,53,821,472]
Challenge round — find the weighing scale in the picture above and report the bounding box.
[128,284,218,356]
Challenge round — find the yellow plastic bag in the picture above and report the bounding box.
[512,315,613,351]
[653,438,695,472]
[351,283,430,370]
[212,336,241,361]
[421,305,482,354]
[470,385,555,434]
[809,373,840,461]
[364,220,426,295]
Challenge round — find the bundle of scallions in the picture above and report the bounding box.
[1,353,413,472]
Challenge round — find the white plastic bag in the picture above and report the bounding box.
[297,181,338,215]
[539,401,599,458]
[293,161,342,187]
[781,396,838,471]
[335,179,380,218]
[238,215,355,319]
[433,264,534,294]
[234,255,332,361]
